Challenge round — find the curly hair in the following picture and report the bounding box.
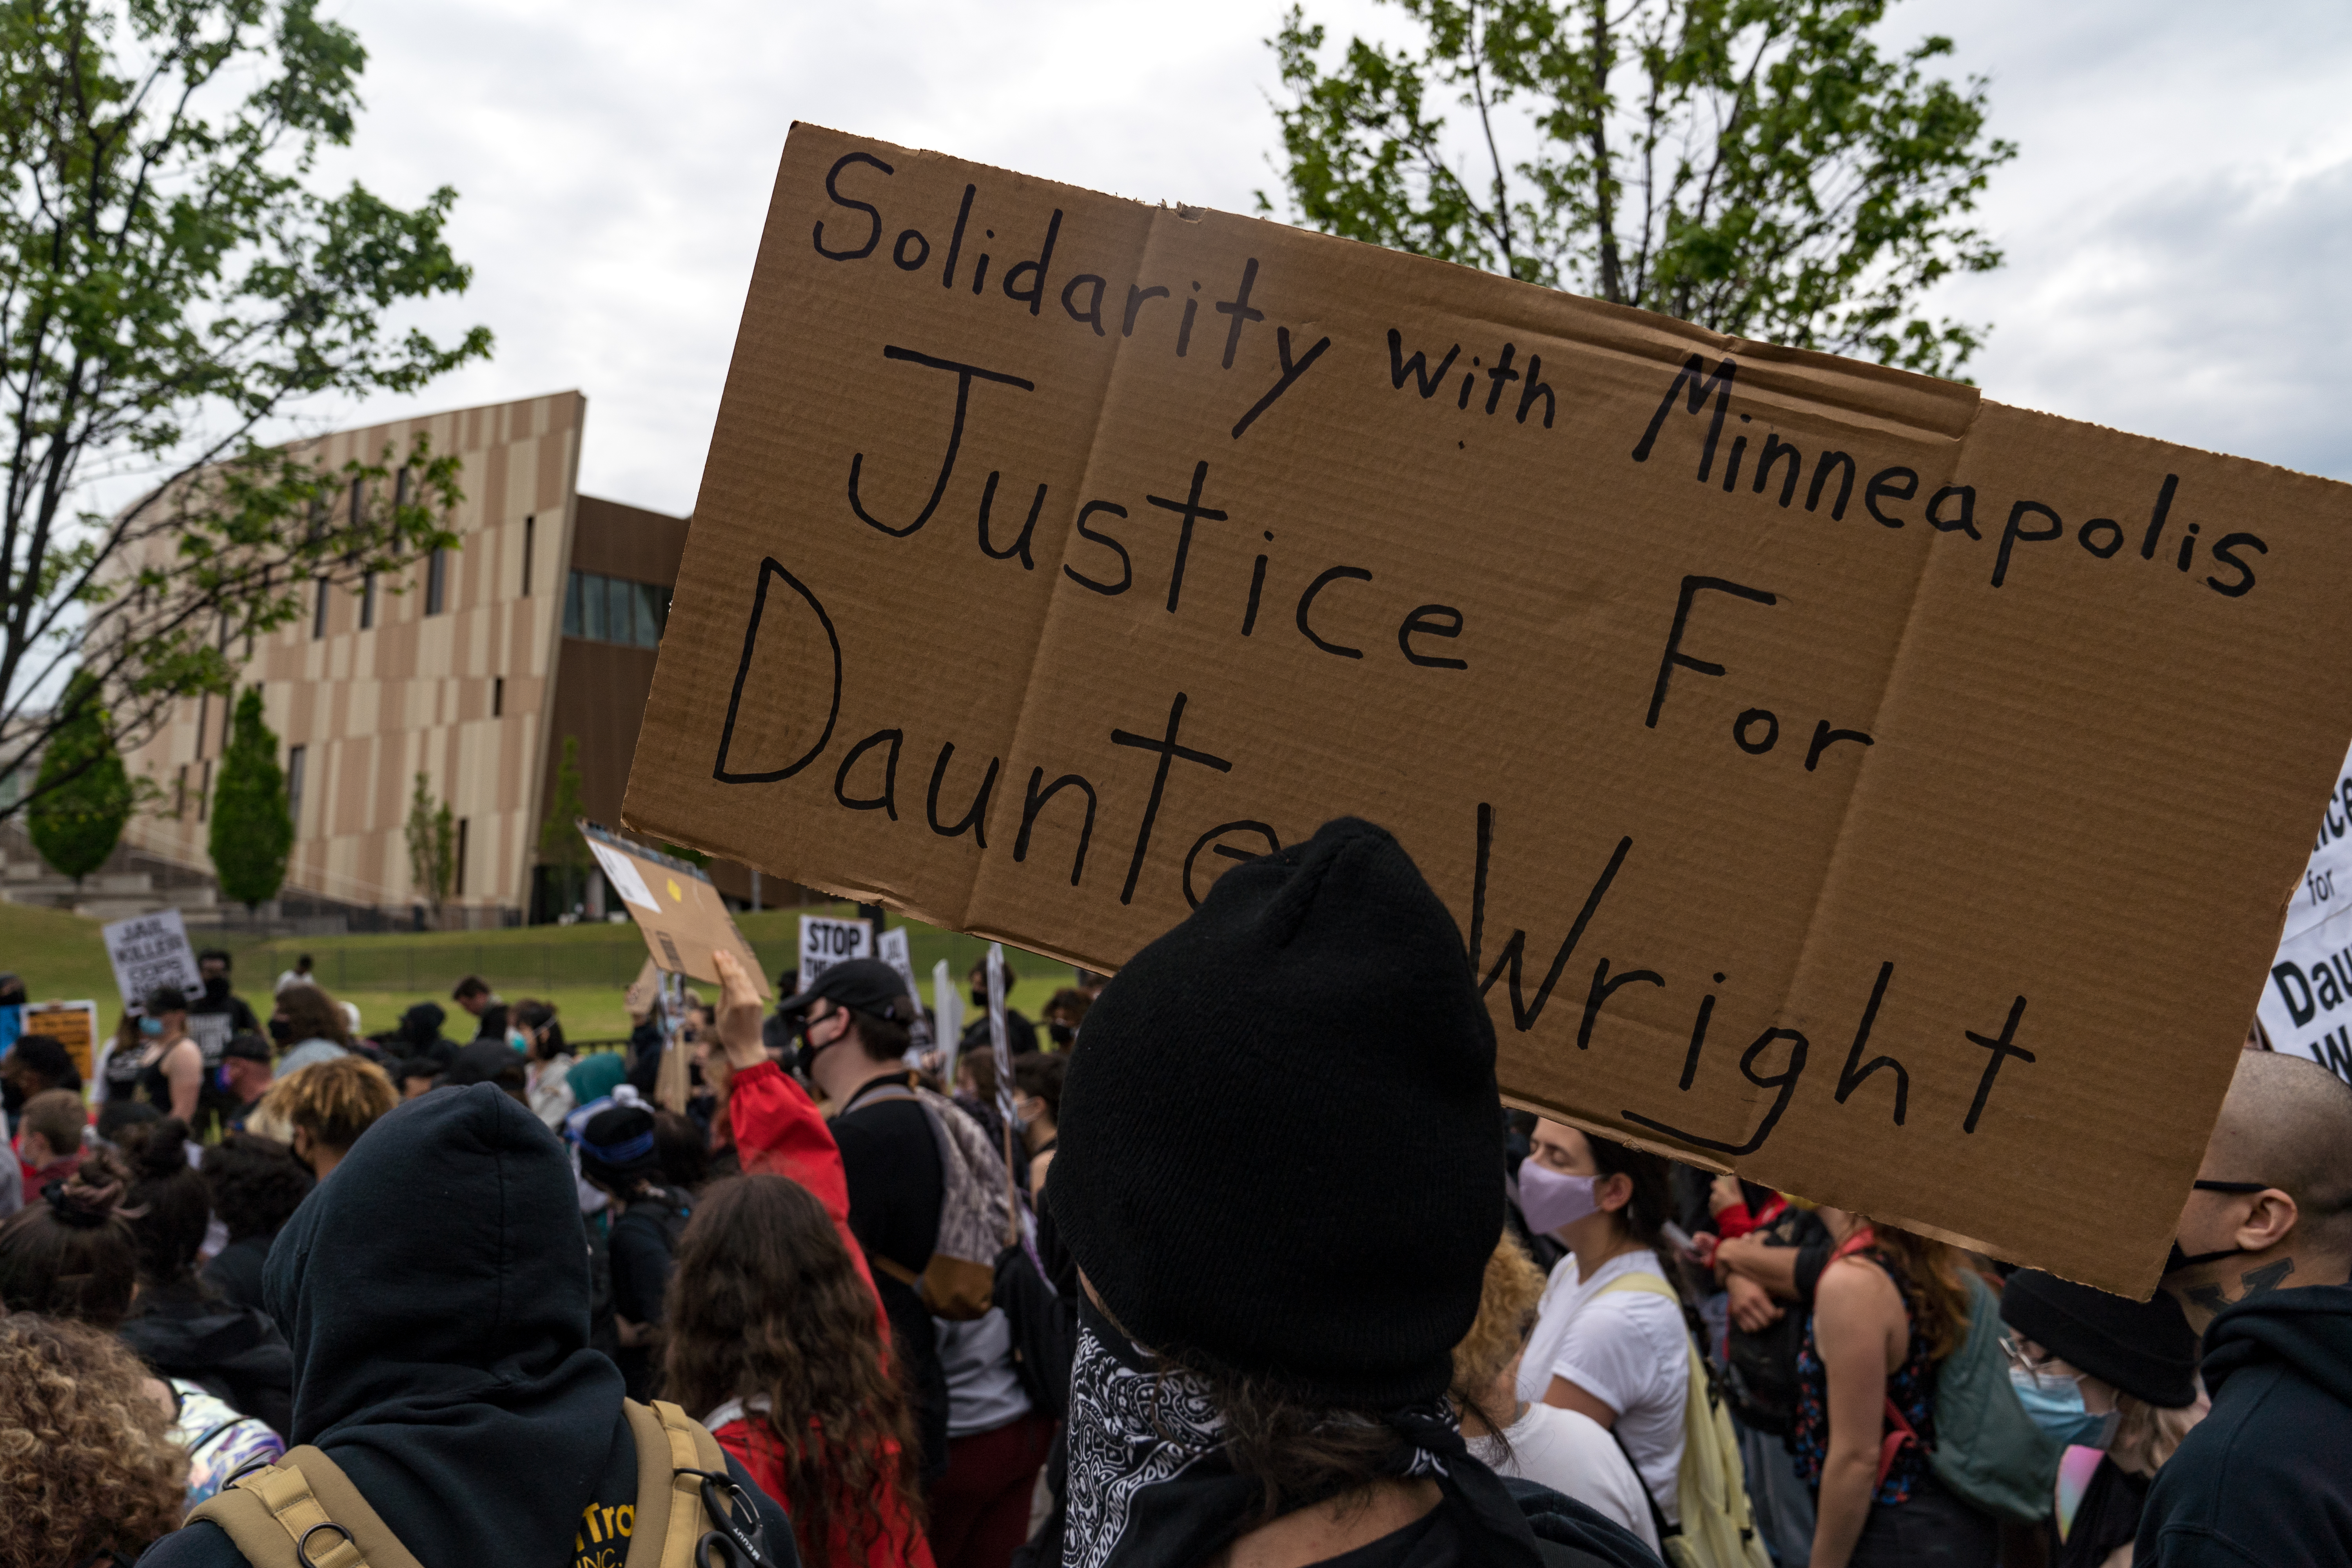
[0,1155,140,1328]
[264,1054,396,1156]
[203,1134,314,1243]
[1450,1234,1545,1407]
[0,1313,188,1568]
[662,1175,926,1568]
[272,984,352,1049]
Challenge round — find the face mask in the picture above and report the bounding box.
[2165,1179,2273,1274]
[508,1029,530,1054]
[214,1064,232,1092]
[203,976,229,1002]
[793,1013,839,1079]
[267,1016,294,1045]
[2008,1367,2118,1450]
[1048,1021,1074,1047]
[970,986,989,1009]
[1519,1161,1601,1236]
[139,1016,164,1038]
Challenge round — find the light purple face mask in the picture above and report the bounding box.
[1519,1161,1600,1236]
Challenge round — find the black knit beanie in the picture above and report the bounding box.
[1999,1269,2200,1408]
[1046,817,1504,1408]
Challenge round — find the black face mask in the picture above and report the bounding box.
[2165,1178,2272,1274]
[970,986,989,1009]
[0,1077,21,1116]
[793,1013,837,1080]
[1048,1021,1075,1047]
[203,976,230,1003]
[268,1015,295,1045]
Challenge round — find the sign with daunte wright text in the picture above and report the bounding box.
[624,124,2352,1294]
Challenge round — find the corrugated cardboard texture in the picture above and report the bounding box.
[626,124,2352,1294]
[588,826,766,996]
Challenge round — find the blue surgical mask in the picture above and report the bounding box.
[2008,1367,2118,1450]
[138,1016,163,1038]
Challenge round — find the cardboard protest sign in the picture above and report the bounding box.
[102,910,202,1010]
[799,913,873,985]
[624,124,2352,1294]
[581,823,766,995]
[22,1001,98,1086]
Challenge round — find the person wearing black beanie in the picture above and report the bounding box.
[1998,1270,2204,1568]
[579,1103,692,1401]
[1035,818,1658,1568]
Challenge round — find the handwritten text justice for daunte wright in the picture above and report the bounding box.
[709,148,2270,1156]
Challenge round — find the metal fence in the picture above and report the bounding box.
[311,942,654,995]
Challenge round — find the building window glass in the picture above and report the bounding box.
[563,570,672,649]
[175,764,187,820]
[312,576,328,639]
[360,570,376,630]
[455,818,468,897]
[286,745,305,833]
[492,677,504,718]
[522,515,534,597]
[197,760,211,822]
[426,547,448,615]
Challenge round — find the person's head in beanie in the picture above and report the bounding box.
[2000,1269,2206,1477]
[1043,818,1592,1568]
[577,1104,663,1200]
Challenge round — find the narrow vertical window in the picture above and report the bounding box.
[195,694,209,759]
[455,819,469,897]
[635,583,662,647]
[492,677,504,717]
[522,515,535,597]
[312,577,329,639]
[286,746,306,833]
[175,764,188,819]
[360,571,377,630]
[563,570,584,637]
[584,573,608,642]
[197,760,211,822]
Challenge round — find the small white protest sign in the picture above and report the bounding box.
[588,840,660,911]
[2258,900,2352,1084]
[876,926,919,1002]
[799,913,873,985]
[934,958,963,1085]
[2279,738,2352,941]
[101,909,201,1009]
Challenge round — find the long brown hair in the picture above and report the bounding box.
[1864,1223,1973,1361]
[661,1176,926,1567]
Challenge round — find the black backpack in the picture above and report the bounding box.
[994,1236,1075,1419]
[1722,1206,1828,1436]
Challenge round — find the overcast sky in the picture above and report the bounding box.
[296,0,2352,516]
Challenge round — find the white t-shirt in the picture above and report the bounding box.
[1472,1401,1660,1552]
[1516,1247,1690,1522]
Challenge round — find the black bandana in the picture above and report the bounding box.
[1059,1296,1545,1568]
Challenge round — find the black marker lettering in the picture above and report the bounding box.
[1469,808,1634,1033]
[976,471,1046,570]
[1804,720,1873,771]
[1754,434,1802,507]
[1388,330,1461,397]
[1123,283,1170,337]
[1000,210,1063,316]
[925,743,1000,847]
[1213,258,1265,368]
[1061,274,1107,336]
[892,229,930,271]
[832,730,904,819]
[1483,344,1522,414]
[1962,995,2035,1134]
[2078,517,2125,559]
[1680,990,1717,1089]
[2207,532,2266,597]
[1062,502,1132,597]
[1517,356,1555,426]
[1833,960,1907,1125]
[1927,485,1980,539]
[941,184,975,289]
[1014,768,1097,886]
[1630,354,1737,481]
[1242,554,1269,635]
[1397,604,1467,670]
[713,558,842,786]
[847,346,1034,539]
[1624,1027,1809,1156]
[1110,692,1234,905]
[1143,461,1228,612]
[1807,452,1857,519]
[1993,500,2063,587]
[1182,820,1280,909]
[1230,326,1332,439]
[1297,566,1374,658]
[1579,958,1664,1050]
[2139,474,2179,560]
[813,151,889,261]
[1647,576,1778,728]
[1865,467,1917,529]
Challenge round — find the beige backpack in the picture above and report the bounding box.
[1597,1272,1772,1568]
[186,1399,738,1568]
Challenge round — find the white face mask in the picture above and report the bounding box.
[1519,1161,1601,1235]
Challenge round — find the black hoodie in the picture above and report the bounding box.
[136,1083,795,1568]
[2136,1281,2352,1566]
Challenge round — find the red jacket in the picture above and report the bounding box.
[724,1060,889,1343]
[719,1063,931,1564]
[708,1402,936,1568]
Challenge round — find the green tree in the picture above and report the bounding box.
[403,771,453,925]
[0,0,491,828]
[537,736,589,918]
[1265,0,2015,376]
[26,670,129,883]
[207,686,292,915]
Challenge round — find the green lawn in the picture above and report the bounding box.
[0,899,1082,1042]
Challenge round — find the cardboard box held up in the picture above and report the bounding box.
[583,823,766,997]
[625,124,2352,1295]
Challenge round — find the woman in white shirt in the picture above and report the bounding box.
[1515,1117,1691,1525]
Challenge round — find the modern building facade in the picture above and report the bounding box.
[120,392,756,926]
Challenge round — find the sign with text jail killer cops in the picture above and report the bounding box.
[625,123,2352,1295]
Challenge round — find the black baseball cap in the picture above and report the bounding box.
[775,958,915,1023]
[220,1033,272,1063]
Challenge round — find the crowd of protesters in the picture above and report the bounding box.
[0,822,2347,1568]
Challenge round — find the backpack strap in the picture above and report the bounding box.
[185,1448,425,1568]
[622,1398,736,1568]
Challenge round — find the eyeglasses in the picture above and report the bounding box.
[1998,1332,2075,1387]
[676,1468,770,1568]
[2192,1179,2271,1194]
